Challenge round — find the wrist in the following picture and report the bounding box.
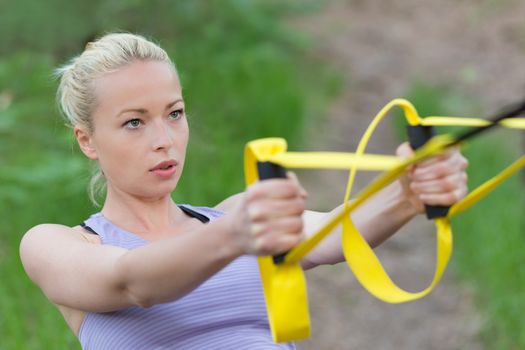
[395,178,425,218]
[213,215,245,260]
[376,181,418,219]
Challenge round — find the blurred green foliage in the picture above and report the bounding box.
[398,81,525,349]
[0,1,337,348]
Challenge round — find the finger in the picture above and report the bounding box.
[287,171,308,198]
[419,187,468,206]
[251,216,304,239]
[410,172,468,194]
[247,197,306,221]
[412,152,468,181]
[395,142,414,159]
[255,232,304,256]
[414,147,457,167]
[396,142,416,177]
[248,178,303,200]
[252,218,304,254]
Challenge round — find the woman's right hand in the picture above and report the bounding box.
[229,175,307,256]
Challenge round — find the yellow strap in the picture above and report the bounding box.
[244,139,311,342]
[336,99,452,303]
[244,98,525,342]
[450,155,525,216]
[421,116,525,129]
[342,216,451,302]
[271,152,402,171]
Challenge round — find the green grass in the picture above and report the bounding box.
[0,1,337,348]
[397,81,525,349]
[452,132,525,349]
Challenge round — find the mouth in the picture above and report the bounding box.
[150,160,178,172]
[157,164,174,171]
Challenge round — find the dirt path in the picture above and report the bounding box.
[290,1,525,349]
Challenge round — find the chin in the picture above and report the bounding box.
[149,185,177,198]
[131,183,177,201]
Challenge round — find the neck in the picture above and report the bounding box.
[100,185,186,237]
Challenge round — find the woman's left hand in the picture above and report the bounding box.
[396,142,469,214]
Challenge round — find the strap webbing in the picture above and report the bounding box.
[243,98,525,342]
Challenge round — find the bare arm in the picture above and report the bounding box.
[300,180,416,269]
[20,217,241,311]
[300,143,468,269]
[20,179,306,312]
[216,182,413,270]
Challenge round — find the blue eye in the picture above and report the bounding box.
[125,119,142,129]
[169,109,183,120]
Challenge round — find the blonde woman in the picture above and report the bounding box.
[20,33,468,349]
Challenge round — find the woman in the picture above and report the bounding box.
[20,33,468,349]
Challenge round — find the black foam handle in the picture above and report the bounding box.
[407,125,450,219]
[257,161,289,264]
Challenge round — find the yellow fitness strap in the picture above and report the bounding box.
[244,98,525,342]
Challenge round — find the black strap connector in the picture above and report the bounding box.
[257,161,289,264]
[407,125,450,219]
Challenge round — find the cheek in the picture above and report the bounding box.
[95,133,145,177]
[177,122,190,152]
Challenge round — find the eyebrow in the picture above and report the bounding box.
[117,99,184,118]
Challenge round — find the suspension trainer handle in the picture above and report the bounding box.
[407,125,450,219]
[257,161,289,264]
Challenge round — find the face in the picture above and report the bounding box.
[75,60,189,199]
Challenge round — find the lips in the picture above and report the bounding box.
[150,160,178,172]
[149,160,179,178]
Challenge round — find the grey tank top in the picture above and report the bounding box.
[78,204,295,350]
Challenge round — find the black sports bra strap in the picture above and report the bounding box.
[178,205,210,223]
[80,222,99,235]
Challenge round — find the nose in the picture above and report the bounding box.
[151,119,174,151]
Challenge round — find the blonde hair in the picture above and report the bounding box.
[55,32,176,206]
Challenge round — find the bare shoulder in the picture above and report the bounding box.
[21,223,81,248]
[21,223,100,250]
[20,223,101,283]
[20,221,129,313]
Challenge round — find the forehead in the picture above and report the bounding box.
[93,60,182,115]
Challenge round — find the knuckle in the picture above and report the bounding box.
[457,188,467,200]
[460,155,469,169]
[409,181,420,193]
[247,205,262,221]
[287,235,302,249]
[282,234,301,250]
[254,237,268,254]
[436,163,449,177]
[278,179,291,190]
[448,191,460,203]
[442,177,456,192]
[425,164,443,179]
[438,152,451,161]
[259,240,273,254]
[250,223,265,237]
[291,218,304,233]
[293,198,306,214]
[246,185,260,202]
[286,181,299,195]
[255,235,276,254]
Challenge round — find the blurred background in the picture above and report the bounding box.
[0,0,524,349]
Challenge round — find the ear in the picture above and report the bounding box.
[74,126,98,160]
